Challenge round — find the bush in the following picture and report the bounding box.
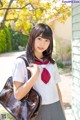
[56,60,64,68]
[0,30,7,53]
[3,24,12,51]
[9,28,28,50]
[0,24,11,53]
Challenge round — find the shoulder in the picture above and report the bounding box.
[12,58,28,83]
[15,53,27,65]
[50,61,57,67]
[13,57,27,71]
[14,58,25,66]
[12,57,27,75]
[50,62,59,71]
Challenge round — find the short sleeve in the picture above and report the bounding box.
[12,58,28,83]
[53,63,61,84]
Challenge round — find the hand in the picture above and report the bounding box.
[27,64,40,77]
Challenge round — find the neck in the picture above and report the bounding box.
[34,52,43,60]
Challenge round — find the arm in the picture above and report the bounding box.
[56,84,65,115]
[13,64,40,100]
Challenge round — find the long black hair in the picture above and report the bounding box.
[26,23,55,64]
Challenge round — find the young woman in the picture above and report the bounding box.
[13,23,66,120]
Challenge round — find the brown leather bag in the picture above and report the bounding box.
[0,56,42,120]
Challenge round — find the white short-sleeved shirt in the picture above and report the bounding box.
[12,58,61,105]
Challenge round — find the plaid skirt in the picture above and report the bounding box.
[35,101,66,120]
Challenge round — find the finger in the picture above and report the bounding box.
[29,64,34,67]
[27,67,30,70]
[29,64,36,67]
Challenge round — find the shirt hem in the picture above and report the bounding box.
[41,98,60,105]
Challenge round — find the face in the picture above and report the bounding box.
[34,34,50,56]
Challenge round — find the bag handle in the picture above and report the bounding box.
[17,54,31,79]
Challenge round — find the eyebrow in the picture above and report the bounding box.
[38,35,42,37]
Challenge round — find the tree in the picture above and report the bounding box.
[0,0,71,34]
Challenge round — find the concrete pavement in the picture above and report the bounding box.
[0,51,25,91]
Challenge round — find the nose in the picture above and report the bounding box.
[40,39,45,47]
[40,42,44,47]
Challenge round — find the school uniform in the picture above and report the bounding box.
[12,58,66,120]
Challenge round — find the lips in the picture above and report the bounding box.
[37,47,44,50]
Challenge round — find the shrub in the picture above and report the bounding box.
[2,24,12,52]
[56,60,64,68]
[0,24,11,53]
[0,30,7,53]
[9,28,28,50]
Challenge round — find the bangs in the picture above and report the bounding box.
[35,25,52,40]
[41,31,52,40]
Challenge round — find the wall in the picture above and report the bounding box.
[54,16,72,41]
[48,16,72,61]
[72,4,80,120]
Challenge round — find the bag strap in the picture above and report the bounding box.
[17,54,31,79]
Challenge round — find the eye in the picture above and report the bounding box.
[37,37,41,40]
[45,39,49,42]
